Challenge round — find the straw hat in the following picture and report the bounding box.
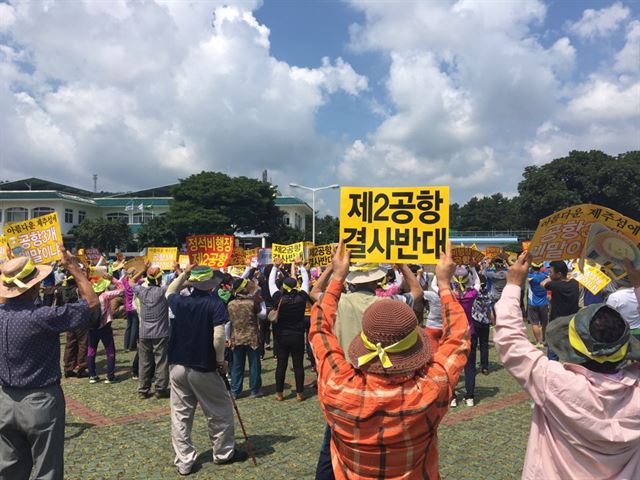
[346,263,388,285]
[348,300,432,375]
[0,257,53,299]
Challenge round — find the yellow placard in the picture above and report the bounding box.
[272,242,305,263]
[339,186,449,264]
[483,246,503,259]
[178,254,190,269]
[451,247,484,265]
[574,264,612,295]
[309,244,335,267]
[124,256,147,275]
[521,240,531,252]
[3,212,62,265]
[229,246,246,266]
[0,235,9,264]
[146,247,177,270]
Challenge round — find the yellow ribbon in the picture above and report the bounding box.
[283,283,297,293]
[92,278,111,293]
[357,328,419,369]
[453,275,468,292]
[569,317,629,364]
[349,263,381,272]
[148,271,163,281]
[189,269,213,282]
[1,258,37,290]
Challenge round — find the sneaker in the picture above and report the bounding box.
[481,368,489,375]
[89,376,100,384]
[155,390,170,399]
[131,374,139,380]
[64,370,76,378]
[138,391,152,399]
[76,369,89,378]
[177,465,192,476]
[250,391,263,399]
[104,378,116,384]
[214,449,249,465]
[450,397,457,407]
[465,398,475,407]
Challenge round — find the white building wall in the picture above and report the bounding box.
[0,198,101,235]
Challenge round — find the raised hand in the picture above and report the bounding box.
[507,251,531,287]
[331,239,351,282]
[435,242,456,290]
[624,258,640,288]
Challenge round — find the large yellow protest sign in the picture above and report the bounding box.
[229,246,246,266]
[483,246,503,259]
[124,256,147,275]
[178,254,190,269]
[0,235,9,264]
[340,186,449,264]
[272,242,305,263]
[529,204,640,286]
[573,263,612,295]
[146,247,177,270]
[3,212,62,265]
[309,244,334,267]
[186,235,234,269]
[451,247,484,265]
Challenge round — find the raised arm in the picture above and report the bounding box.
[166,264,193,298]
[399,263,423,303]
[59,245,99,310]
[299,265,310,293]
[470,266,480,292]
[268,261,280,297]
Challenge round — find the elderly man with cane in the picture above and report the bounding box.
[165,264,247,476]
[0,246,98,480]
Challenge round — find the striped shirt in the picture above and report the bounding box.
[310,280,470,480]
[133,284,169,339]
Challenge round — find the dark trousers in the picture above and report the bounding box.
[138,337,169,394]
[260,317,272,347]
[304,316,316,369]
[63,328,88,373]
[274,334,305,393]
[315,424,335,480]
[473,320,490,370]
[87,325,116,380]
[0,385,65,480]
[464,333,478,399]
[123,311,139,351]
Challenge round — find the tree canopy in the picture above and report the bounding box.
[70,218,133,253]
[136,216,178,248]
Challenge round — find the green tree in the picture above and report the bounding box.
[136,216,178,248]
[304,215,340,244]
[456,193,522,231]
[167,171,281,241]
[70,218,133,253]
[517,150,640,228]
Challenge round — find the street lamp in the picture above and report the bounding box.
[289,183,340,245]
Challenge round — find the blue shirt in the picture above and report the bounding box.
[167,289,228,372]
[0,299,90,388]
[527,271,549,307]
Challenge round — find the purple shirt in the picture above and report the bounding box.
[454,288,478,334]
[0,299,90,388]
[122,277,135,312]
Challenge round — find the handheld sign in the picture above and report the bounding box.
[3,212,62,265]
[272,242,305,263]
[186,235,234,269]
[146,247,178,271]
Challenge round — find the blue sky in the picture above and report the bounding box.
[0,0,638,215]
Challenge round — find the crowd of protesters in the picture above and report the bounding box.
[1,238,639,479]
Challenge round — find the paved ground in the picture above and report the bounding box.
[61,319,533,479]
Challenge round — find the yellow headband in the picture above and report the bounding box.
[189,269,214,282]
[234,278,248,294]
[283,283,296,293]
[148,271,163,281]
[357,328,419,369]
[1,259,37,290]
[568,317,629,364]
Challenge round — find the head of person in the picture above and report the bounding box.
[452,266,471,292]
[346,263,388,291]
[232,277,258,297]
[215,273,234,302]
[547,303,640,374]
[187,266,224,294]
[282,277,298,295]
[146,266,163,286]
[0,257,53,303]
[530,261,543,272]
[348,300,431,377]
[493,258,506,270]
[549,260,568,280]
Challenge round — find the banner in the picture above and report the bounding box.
[0,235,9,264]
[529,204,640,286]
[186,235,234,269]
[146,247,177,270]
[340,186,449,264]
[178,254,190,270]
[3,212,62,265]
[229,246,246,266]
[272,242,305,263]
[451,247,484,266]
[309,244,334,267]
[573,263,612,295]
[257,248,272,266]
[483,246,503,259]
[124,256,147,275]
[84,248,102,265]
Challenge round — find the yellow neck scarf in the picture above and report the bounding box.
[357,328,419,369]
[569,317,629,364]
[2,259,36,290]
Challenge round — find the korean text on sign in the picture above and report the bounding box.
[339,186,449,264]
[0,235,9,264]
[573,263,612,295]
[451,247,484,266]
[147,247,178,270]
[3,212,62,265]
[309,244,334,267]
[272,242,305,263]
[185,235,234,269]
[229,247,246,266]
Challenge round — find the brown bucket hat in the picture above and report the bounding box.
[0,257,53,299]
[348,300,432,375]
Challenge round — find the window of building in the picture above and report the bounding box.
[64,208,73,224]
[106,213,129,222]
[6,207,28,223]
[0,210,3,223]
[283,214,290,226]
[132,212,153,225]
[78,210,87,223]
[32,207,55,218]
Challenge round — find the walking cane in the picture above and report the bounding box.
[220,373,258,467]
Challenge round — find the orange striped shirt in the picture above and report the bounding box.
[310,280,470,480]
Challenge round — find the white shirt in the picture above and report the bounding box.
[606,287,640,330]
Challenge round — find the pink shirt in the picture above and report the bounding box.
[495,284,640,480]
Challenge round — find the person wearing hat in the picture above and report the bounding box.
[227,277,265,399]
[527,261,549,348]
[0,247,99,479]
[483,257,508,303]
[494,253,640,479]
[165,264,244,475]
[309,241,470,480]
[60,274,90,378]
[133,266,171,399]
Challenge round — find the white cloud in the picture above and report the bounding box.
[568,2,630,39]
[615,20,640,72]
[0,3,16,32]
[0,1,366,192]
